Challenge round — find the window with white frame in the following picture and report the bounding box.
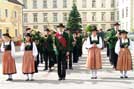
[43,13,48,22]
[24,13,28,23]
[82,12,87,21]
[15,29,18,37]
[82,0,87,8]
[126,7,128,17]
[111,0,115,8]
[73,0,77,4]
[14,11,17,18]
[33,0,37,9]
[92,12,96,21]
[92,0,96,8]
[122,9,124,18]
[101,0,106,8]
[63,13,68,22]
[117,11,119,20]
[23,0,27,9]
[101,12,106,21]
[53,0,57,8]
[43,0,47,8]
[63,0,67,8]
[111,12,115,21]
[33,13,38,22]
[5,9,8,17]
[53,13,58,22]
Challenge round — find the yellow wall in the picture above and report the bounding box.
[0,1,23,40]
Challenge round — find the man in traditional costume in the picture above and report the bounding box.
[105,22,121,68]
[65,28,74,69]
[55,23,69,80]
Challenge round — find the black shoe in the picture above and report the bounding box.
[69,68,73,70]
[58,78,62,81]
[73,62,78,63]
[94,77,97,79]
[43,68,48,71]
[124,76,128,78]
[41,61,43,64]
[120,76,124,79]
[25,79,29,81]
[30,79,34,81]
[62,78,65,80]
[6,78,13,81]
[48,69,53,72]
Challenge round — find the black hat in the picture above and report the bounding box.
[91,25,98,31]
[26,28,31,31]
[44,28,50,31]
[57,23,65,28]
[25,33,32,37]
[3,33,11,38]
[120,30,128,34]
[114,22,120,26]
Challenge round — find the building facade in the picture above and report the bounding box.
[0,0,23,38]
[116,0,134,32]
[18,0,116,31]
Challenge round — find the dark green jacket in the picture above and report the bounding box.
[77,35,83,48]
[68,33,74,52]
[40,35,54,53]
[105,28,118,49]
[55,32,69,53]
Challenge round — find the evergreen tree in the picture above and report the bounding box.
[67,3,82,32]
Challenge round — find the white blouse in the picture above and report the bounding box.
[86,35,103,49]
[115,39,134,55]
[20,42,38,57]
[0,41,15,58]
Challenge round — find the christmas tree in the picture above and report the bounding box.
[67,3,82,33]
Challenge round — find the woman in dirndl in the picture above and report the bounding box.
[86,25,103,79]
[0,33,16,81]
[21,33,38,81]
[115,30,134,78]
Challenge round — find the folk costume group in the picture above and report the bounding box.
[1,22,134,81]
[85,22,134,79]
[0,23,83,81]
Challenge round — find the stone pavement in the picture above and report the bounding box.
[0,49,134,89]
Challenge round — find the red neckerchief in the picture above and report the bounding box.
[55,32,67,48]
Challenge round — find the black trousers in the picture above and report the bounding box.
[66,51,73,69]
[73,46,79,63]
[78,46,82,57]
[106,44,109,57]
[34,60,38,73]
[57,51,66,79]
[43,50,54,70]
[109,48,118,68]
[37,51,43,65]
